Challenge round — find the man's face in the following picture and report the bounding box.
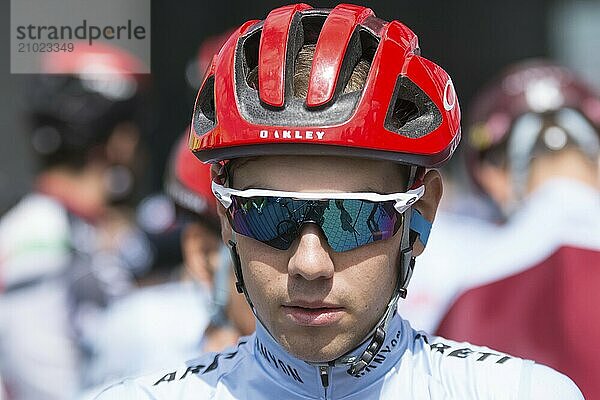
[221,155,410,362]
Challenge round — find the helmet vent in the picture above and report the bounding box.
[293,27,378,101]
[233,9,375,126]
[384,76,442,138]
[300,14,327,44]
[388,99,419,130]
[243,14,328,95]
[242,29,262,89]
[342,29,378,94]
[193,75,217,136]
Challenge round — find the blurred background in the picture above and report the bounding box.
[2,0,600,211]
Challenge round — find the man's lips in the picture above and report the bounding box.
[281,301,345,326]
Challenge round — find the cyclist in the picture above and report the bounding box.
[164,132,254,351]
[0,43,148,400]
[96,5,583,399]
[80,132,254,395]
[436,60,600,400]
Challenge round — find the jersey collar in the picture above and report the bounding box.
[253,313,409,398]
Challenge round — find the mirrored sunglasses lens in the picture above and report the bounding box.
[322,200,399,251]
[228,196,300,250]
[228,197,399,252]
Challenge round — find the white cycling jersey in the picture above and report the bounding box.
[81,280,211,389]
[94,314,582,399]
[0,194,80,400]
[0,193,137,399]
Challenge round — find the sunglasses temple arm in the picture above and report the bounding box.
[212,181,233,208]
[393,185,425,213]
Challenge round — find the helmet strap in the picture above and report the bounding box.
[227,235,254,309]
[345,165,419,376]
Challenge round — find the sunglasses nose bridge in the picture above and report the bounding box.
[287,223,335,281]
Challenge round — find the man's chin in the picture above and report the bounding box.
[277,328,359,363]
[285,344,347,363]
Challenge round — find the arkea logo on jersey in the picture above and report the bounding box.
[153,340,247,386]
[259,129,326,140]
[415,334,513,364]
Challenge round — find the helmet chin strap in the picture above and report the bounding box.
[226,167,430,376]
[343,216,415,376]
[228,233,253,308]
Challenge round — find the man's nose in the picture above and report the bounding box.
[288,224,335,281]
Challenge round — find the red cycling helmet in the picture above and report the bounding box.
[165,131,217,218]
[189,3,461,168]
[188,3,462,377]
[466,59,600,194]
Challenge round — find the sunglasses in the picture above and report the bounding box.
[212,182,425,252]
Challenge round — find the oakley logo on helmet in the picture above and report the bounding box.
[443,79,456,111]
[259,130,326,140]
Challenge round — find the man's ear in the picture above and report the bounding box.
[211,164,232,245]
[412,170,443,257]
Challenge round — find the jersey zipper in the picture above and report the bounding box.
[319,365,331,400]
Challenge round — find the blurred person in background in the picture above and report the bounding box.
[80,32,252,393]
[79,133,254,395]
[164,133,254,350]
[0,43,151,400]
[435,60,600,399]
[77,187,188,391]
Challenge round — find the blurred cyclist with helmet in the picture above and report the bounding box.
[165,134,255,350]
[96,5,583,399]
[436,60,600,400]
[83,32,254,393]
[80,133,253,395]
[0,43,149,400]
